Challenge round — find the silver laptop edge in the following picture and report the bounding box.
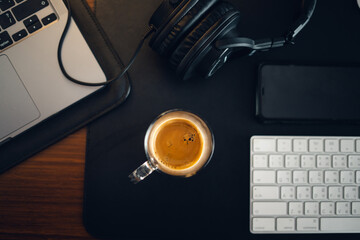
[0,0,106,143]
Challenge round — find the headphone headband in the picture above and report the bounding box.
[149,0,318,80]
[287,0,317,41]
[215,0,317,53]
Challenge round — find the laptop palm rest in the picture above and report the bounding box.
[0,55,40,140]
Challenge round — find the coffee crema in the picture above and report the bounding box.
[154,119,203,170]
[145,110,213,177]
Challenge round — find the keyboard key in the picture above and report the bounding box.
[320,202,335,215]
[309,139,323,152]
[328,186,343,200]
[301,155,315,168]
[285,155,300,168]
[281,186,295,199]
[325,139,339,152]
[277,218,295,231]
[41,12,57,25]
[12,0,49,21]
[23,15,39,27]
[309,171,323,184]
[269,155,283,168]
[321,218,360,232]
[340,171,354,183]
[357,140,360,152]
[0,11,16,29]
[340,139,355,152]
[277,139,292,152]
[293,170,307,184]
[297,186,311,199]
[317,155,331,168]
[253,186,279,200]
[0,0,15,11]
[357,171,360,183]
[332,155,347,168]
[289,202,303,215]
[352,202,360,215]
[253,138,276,152]
[277,170,291,183]
[297,218,319,231]
[252,155,267,168]
[349,155,360,168]
[26,20,42,33]
[252,218,275,232]
[253,202,287,216]
[325,171,339,183]
[253,170,275,184]
[344,186,357,199]
[336,202,350,215]
[12,29,27,41]
[305,202,319,215]
[0,31,13,49]
[293,139,307,152]
[312,186,327,199]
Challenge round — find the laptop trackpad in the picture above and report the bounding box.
[0,55,40,139]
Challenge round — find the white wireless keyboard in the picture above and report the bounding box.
[250,136,360,233]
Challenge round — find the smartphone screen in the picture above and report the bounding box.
[257,64,360,123]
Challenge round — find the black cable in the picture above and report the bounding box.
[58,0,154,86]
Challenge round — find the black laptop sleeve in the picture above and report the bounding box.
[0,0,130,173]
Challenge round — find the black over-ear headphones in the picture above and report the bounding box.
[149,0,317,80]
[59,0,316,86]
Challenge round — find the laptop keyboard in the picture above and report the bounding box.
[250,136,360,233]
[0,0,57,52]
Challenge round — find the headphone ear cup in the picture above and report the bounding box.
[157,0,218,56]
[150,0,218,56]
[169,2,240,80]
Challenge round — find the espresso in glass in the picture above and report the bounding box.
[129,110,214,183]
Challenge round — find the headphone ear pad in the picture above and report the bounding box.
[155,0,218,56]
[169,2,239,80]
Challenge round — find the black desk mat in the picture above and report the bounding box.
[84,0,360,239]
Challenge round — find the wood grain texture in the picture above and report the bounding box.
[0,128,92,239]
[0,1,96,239]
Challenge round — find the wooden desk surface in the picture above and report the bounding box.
[0,1,96,239]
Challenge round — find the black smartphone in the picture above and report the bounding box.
[257,64,360,123]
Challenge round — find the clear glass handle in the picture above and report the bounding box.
[128,160,158,184]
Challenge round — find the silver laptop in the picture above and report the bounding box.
[0,0,106,144]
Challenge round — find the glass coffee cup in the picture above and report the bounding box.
[129,109,214,183]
